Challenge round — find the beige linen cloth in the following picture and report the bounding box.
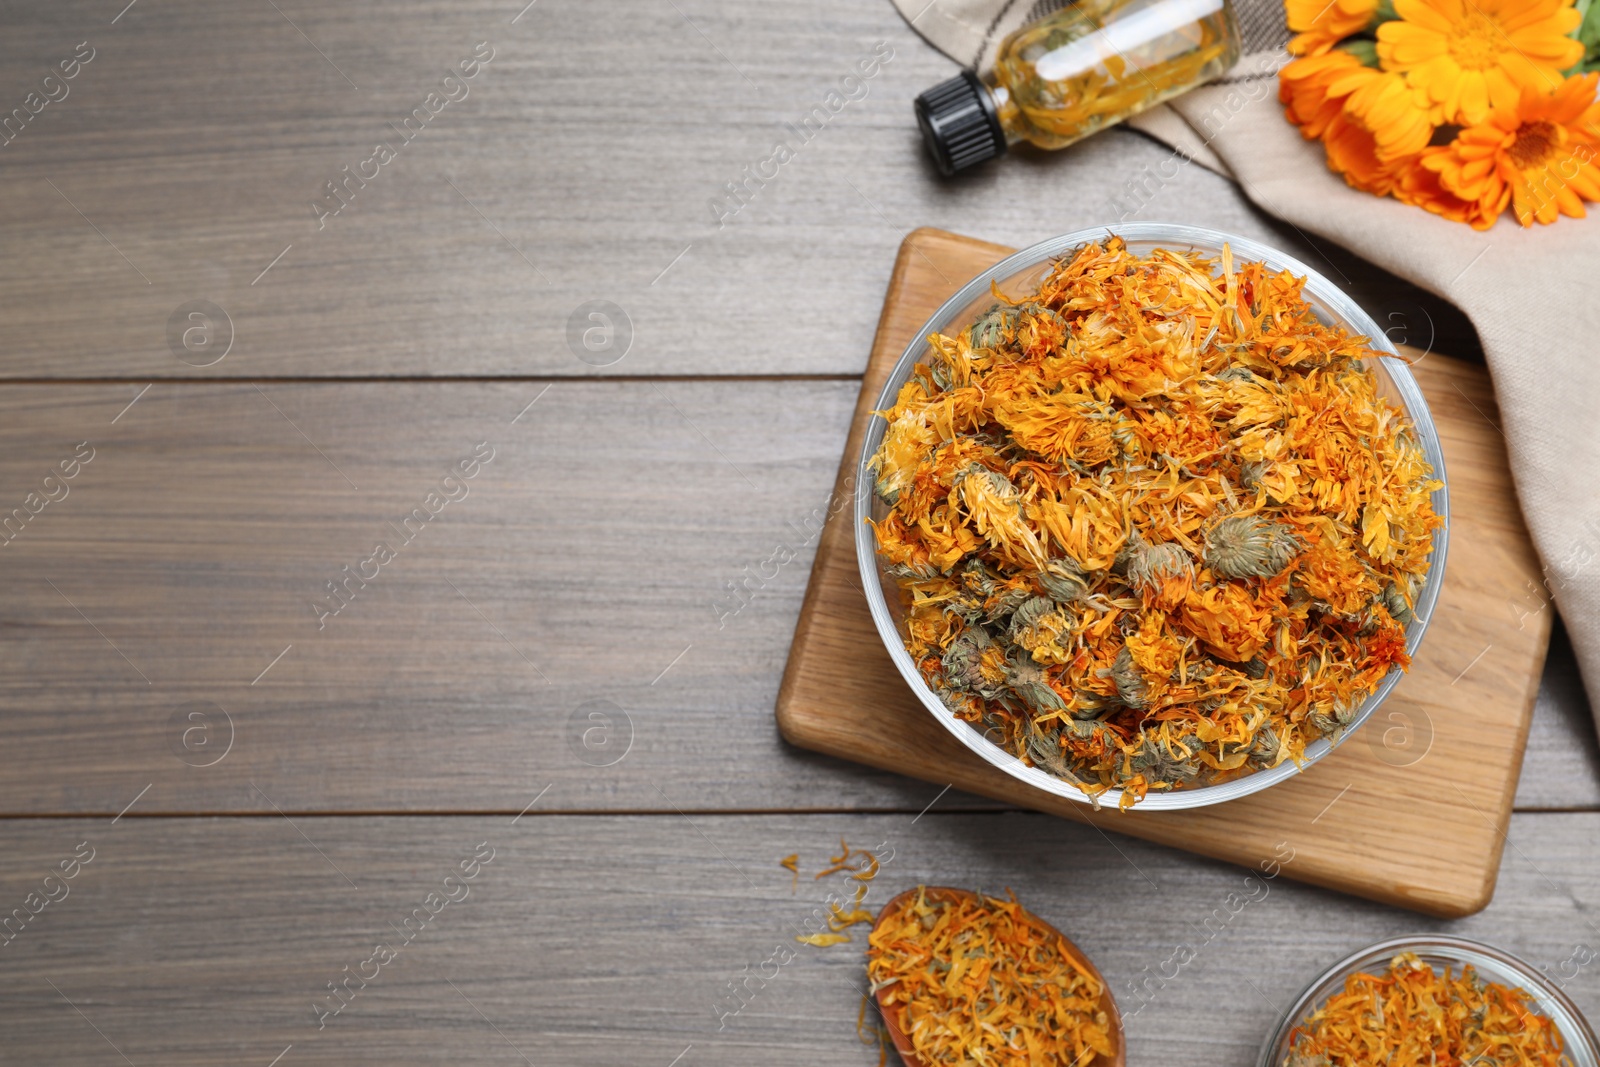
[890,0,1600,723]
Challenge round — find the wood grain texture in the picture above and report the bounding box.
[0,0,1590,1059]
[0,0,1474,378]
[0,378,1012,814]
[0,812,1595,1066]
[1520,623,1600,809]
[777,229,1554,918]
[0,371,1587,817]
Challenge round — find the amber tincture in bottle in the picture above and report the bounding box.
[916,0,1240,175]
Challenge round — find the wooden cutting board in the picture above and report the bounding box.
[777,228,1552,919]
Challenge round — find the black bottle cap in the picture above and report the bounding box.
[914,69,1007,177]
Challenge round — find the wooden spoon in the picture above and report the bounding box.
[868,886,1125,1067]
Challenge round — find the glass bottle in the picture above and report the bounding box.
[915,0,1241,175]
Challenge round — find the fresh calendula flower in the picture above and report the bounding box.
[1287,0,1380,55]
[1319,72,1437,196]
[1341,70,1434,163]
[869,238,1440,806]
[1278,53,1429,196]
[1278,0,1598,227]
[1375,0,1583,126]
[1280,51,1379,139]
[1415,72,1600,228]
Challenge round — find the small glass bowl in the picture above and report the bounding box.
[1256,935,1600,1067]
[854,223,1450,811]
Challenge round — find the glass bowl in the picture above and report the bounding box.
[853,223,1450,811]
[1256,935,1600,1067]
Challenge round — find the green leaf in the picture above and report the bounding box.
[1338,38,1382,67]
[1571,0,1600,74]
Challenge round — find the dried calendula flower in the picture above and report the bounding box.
[1102,645,1149,709]
[828,899,876,931]
[796,840,884,948]
[1123,538,1195,603]
[779,853,799,892]
[868,237,1441,806]
[868,889,1113,1067]
[1284,952,1571,1067]
[1036,557,1090,602]
[1203,515,1303,580]
[968,303,1020,351]
[1129,729,1204,785]
[1007,654,1069,714]
[797,932,853,947]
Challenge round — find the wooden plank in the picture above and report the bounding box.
[0,811,1594,1065]
[0,375,1585,819]
[0,379,1021,814]
[0,0,1472,378]
[777,229,1554,918]
[1520,622,1600,810]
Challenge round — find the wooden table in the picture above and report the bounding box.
[0,2,1595,1064]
